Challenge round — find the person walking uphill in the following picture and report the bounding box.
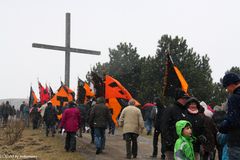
[60,101,81,152]
[119,99,144,159]
[161,88,190,160]
[89,97,112,155]
[219,72,240,159]
[43,102,58,137]
[151,97,166,159]
[31,103,41,129]
[2,101,11,125]
[174,120,195,160]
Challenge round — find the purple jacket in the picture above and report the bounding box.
[61,107,81,132]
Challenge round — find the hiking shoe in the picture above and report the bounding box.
[96,149,102,154]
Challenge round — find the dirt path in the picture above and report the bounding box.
[0,125,157,160]
[77,129,156,160]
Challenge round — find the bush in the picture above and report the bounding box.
[3,120,25,145]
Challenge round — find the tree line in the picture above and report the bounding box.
[88,34,240,106]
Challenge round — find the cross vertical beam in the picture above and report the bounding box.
[65,13,71,87]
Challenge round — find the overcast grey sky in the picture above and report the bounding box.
[1,0,239,99]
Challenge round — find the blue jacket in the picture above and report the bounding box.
[219,86,240,147]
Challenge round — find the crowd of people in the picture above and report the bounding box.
[0,101,17,126]
[1,72,240,160]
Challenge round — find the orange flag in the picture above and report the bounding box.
[50,84,75,120]
[163,54,189,97]
[29,86,38,107]
[105,75,140,125]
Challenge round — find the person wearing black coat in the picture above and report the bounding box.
[77,103,87,137]
[31,103,41,129]
[43,102,58,137]
[151,97,166,159]
[197,102,218,160]
[219,72,240,159]
[2,101,11,125]
[161,89,190,160]
[89,97,112,154]
[184,97,205,160]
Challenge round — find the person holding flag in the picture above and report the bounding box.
[161,89,190,160]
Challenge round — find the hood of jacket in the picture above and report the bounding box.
[176,120,192,138]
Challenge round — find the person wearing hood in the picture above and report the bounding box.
[185,97,205,160]
[174,120,195,160]
[219,72,240,159]
[161,88,190,160]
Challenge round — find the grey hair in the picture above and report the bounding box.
[128,99,136,106]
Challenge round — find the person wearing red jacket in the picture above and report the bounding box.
[60,101,81,152]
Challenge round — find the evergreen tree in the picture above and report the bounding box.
[156,35,214,103]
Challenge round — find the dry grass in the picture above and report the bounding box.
[2,120,25,145]
[0,125,85,160]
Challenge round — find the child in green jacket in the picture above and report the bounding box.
[174,120,195,160]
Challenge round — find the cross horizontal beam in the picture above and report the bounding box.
[32,43,101,55]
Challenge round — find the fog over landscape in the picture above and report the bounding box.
[1,0,240,99]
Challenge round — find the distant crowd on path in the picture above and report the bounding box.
[2,72,240,160]
[0,101,16,126]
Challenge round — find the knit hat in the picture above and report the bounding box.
[222,72,240,88]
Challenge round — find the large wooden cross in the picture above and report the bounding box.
[32,13,100,87]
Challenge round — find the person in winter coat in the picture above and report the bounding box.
[161,88,190,160]
[0,103,3,124]
[142,102,154,135]
[119,99,144,159]
[20,101,26,119]
[2,101,11,125]
[212,107,227,160]
[77,103,87,137]
[108,108,115,135]
[89,97,111,154]
[198,105,218,160]
[219,72,240,159]
[151,97,166,159]
[184,97,205,160]
[87,98,96,144]
[23,104,30,127]
[43,102,58,137]
[31,103,41,129]
[174,120,195,160]
[60,101,81,152]
[217,132,229,160]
